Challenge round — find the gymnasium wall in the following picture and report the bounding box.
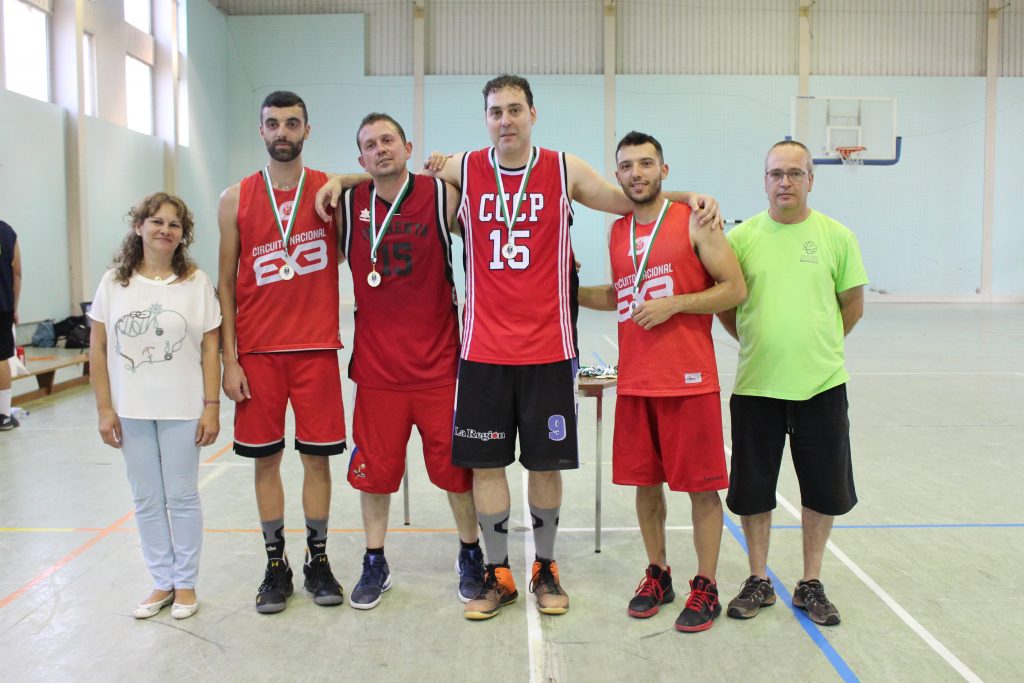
[994,78,1024,297]
[3,1,1023,318]
[0,90,69,321]
[216,12,1024,300]
[175,0,230,275]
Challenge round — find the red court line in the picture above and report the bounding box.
[203,442,232,464]
[0,510,135,610]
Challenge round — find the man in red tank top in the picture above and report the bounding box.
[337,113,484,610]
[218,92,346,614]
[579,132,746,633]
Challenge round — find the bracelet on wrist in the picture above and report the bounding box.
[203,399,220,405]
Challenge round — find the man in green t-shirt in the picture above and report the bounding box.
[718,140,867,626]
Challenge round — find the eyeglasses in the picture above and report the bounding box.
[766,169,809,182]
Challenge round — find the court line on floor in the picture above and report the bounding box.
[722,515,858,682]
[773,494,982,683]
[521,470,546,683]
[720,442,981,681]
[0,443,234,611]
[775,522,1023,530]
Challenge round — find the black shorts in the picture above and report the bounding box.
[726,383,857,516]
[0,311,13,360]
[452,358,579,471]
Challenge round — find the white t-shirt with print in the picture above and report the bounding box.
[89,268,221,420]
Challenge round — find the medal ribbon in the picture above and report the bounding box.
[490,146,537,244]
[262,165,307,264]
[629,198,671,300]
[369,171,414,268]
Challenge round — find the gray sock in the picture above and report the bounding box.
[477,509,510,565]
[530,505,560,560]
[261,519,285,561]
[306,517,328,559]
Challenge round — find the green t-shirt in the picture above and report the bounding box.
[727,209,868,400]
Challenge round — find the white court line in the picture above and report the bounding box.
[768,476,982,682]
[852,371,1021,377]
[521,471,545,683]
[197,460,232,489]
[601,334,617,349]
[559,525,693,533]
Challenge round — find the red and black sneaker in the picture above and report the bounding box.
[674,575,721,632]
[628,564,676,618]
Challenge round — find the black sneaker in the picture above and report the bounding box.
[727,575,776,619]
[457,546,486,603]
[255,556,294,614]
[0,414,19,431]
[303,551,344,606]
[674,575,721,632]
[349,552,391,610]
[627,564,675,618]
[793,579,841,626]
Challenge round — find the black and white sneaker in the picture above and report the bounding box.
[0,414,19,431]
[457,546,486,603]
[349,552,391,610]
[256,556,294,614]
[303,551,344,606]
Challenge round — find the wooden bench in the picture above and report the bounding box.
[12,349,91,405]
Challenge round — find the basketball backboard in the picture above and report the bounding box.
[790,95,902,166]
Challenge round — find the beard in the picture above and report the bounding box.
[626,177,662,206]
[267,139,303,162]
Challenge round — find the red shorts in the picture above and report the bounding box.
[347,383,471,494]
[233,350,347,457]
[612,393,727,492]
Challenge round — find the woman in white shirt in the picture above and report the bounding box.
[89,192,221,620]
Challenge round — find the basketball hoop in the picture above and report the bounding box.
[835,146,866,171]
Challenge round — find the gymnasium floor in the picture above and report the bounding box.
[0,303,1020,682]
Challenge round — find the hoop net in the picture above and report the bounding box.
[835,146,866,171]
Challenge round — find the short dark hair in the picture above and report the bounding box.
[766,139,814,172]
[616,131,664,163]
[356,112,407,152]
[260,91,308,123]
[482,74,534,109]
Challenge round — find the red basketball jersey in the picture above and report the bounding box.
[457,146,577,365]
[235,168,341,354]
[609,201,719,396]
[342,174,460,390]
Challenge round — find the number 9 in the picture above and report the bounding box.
[547,414,567,442]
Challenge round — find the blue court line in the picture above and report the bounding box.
[723,515,859,683]
[771,522,1024,530]
[592,352,608,367]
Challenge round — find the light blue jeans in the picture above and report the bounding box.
[120,418,203,590]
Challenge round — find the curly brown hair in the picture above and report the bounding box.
[113,192,196,285]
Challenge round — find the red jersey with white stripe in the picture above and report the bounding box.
[235,168,341,354]
[457,146,577,364]
[609,201,719,396]
[342,174,460,390]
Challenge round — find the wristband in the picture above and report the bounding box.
[203,400,220,405]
